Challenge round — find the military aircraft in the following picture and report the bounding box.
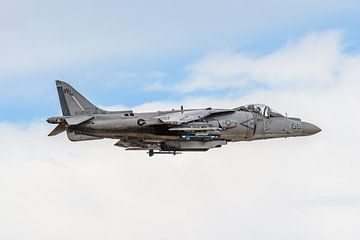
[47,80,321,156]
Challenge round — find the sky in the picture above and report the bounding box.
[1,1,360,239]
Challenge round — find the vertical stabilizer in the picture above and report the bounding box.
[55,80,106,116]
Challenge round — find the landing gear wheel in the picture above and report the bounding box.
[149,149,154,157]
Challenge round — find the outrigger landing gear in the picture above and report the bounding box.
[147,149,179,157]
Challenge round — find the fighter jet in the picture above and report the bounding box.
[47,81,321,156]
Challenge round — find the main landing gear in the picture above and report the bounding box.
[148,149,179,157]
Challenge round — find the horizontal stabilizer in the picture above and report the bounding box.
[64,115,94,126]
[48,123,66,136]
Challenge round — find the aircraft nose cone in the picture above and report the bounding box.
[302,121,321,136]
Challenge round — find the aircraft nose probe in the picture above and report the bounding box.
[301,121,321,136]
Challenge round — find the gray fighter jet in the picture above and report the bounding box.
[47,81,321,156]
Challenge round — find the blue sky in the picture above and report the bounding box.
[1,0,360,122]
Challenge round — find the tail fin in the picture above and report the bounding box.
[55,80,106,116]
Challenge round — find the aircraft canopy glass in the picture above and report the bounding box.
[234,104,284,117]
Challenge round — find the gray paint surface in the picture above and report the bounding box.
[47,81,321,156]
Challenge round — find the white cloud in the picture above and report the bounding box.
[1,98,360,240]
[159,31,355,92]
[1,31,360,239]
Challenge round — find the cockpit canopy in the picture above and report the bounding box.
[234,104,284,117]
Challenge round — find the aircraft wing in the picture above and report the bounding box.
[156,109,235,125]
